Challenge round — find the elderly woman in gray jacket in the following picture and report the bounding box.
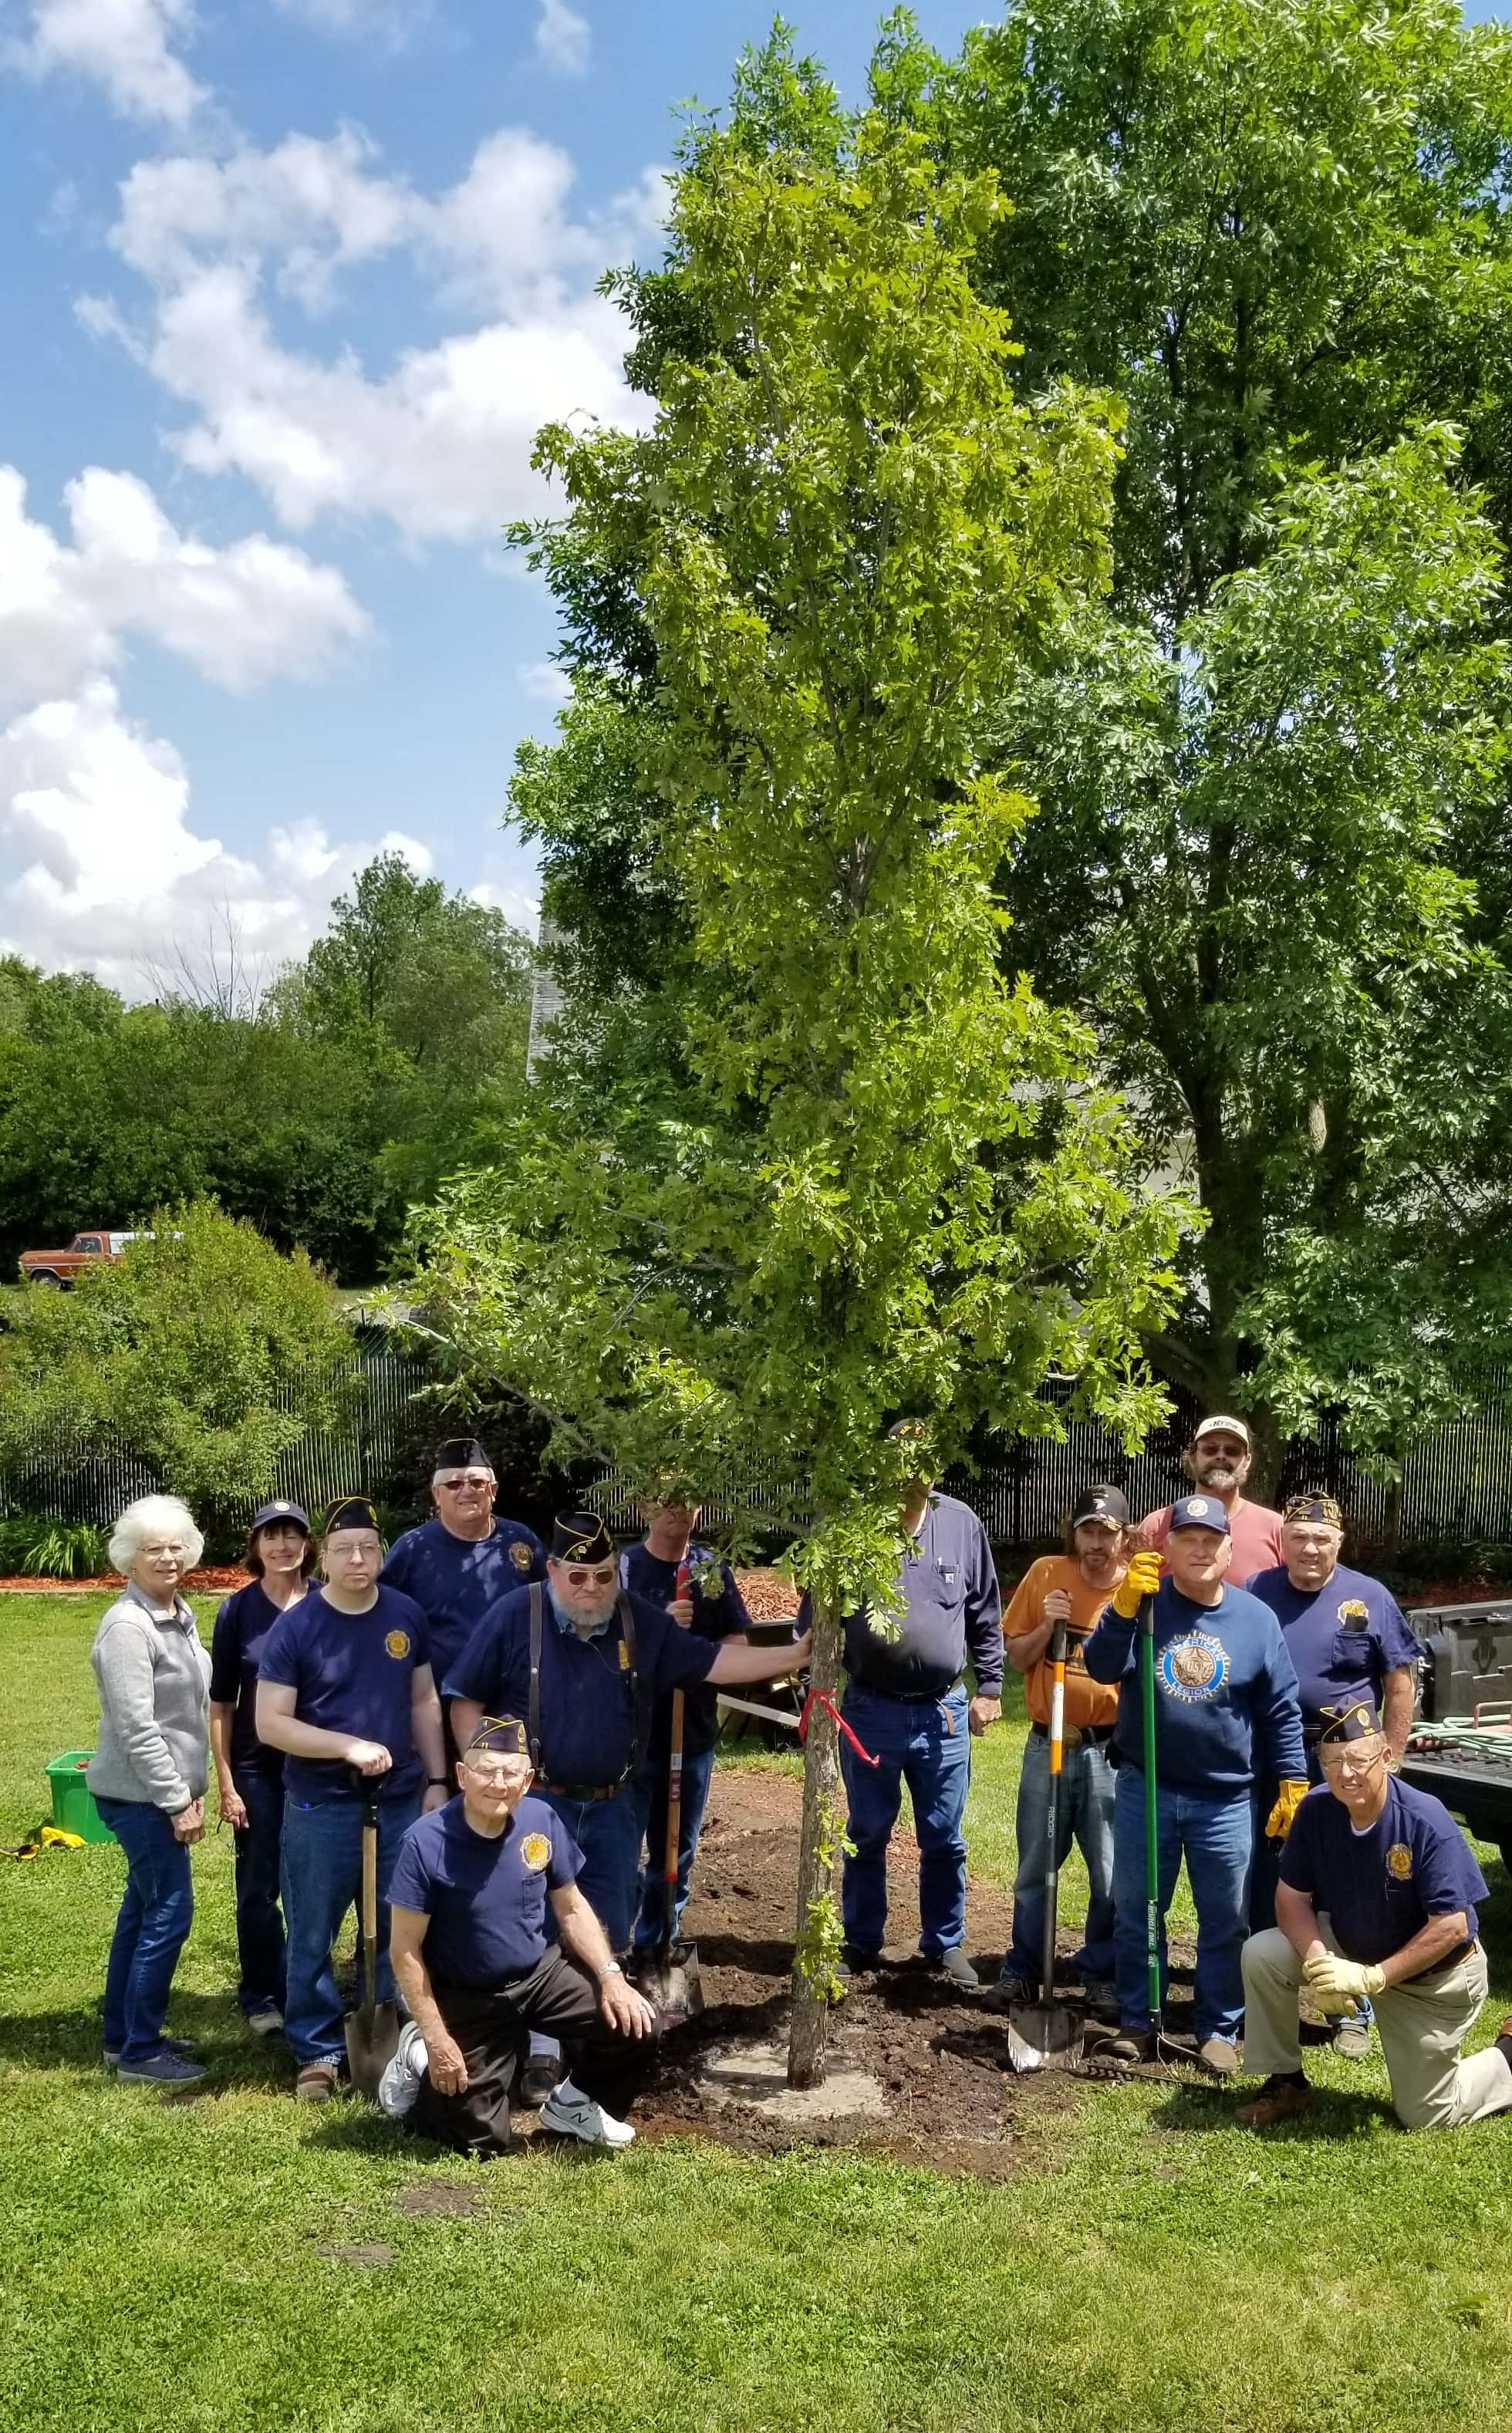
[88,1495,212,2084]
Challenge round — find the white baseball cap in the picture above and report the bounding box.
[1192,1414,1251,1448]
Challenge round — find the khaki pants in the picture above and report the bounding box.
[1242,1920,1512,2131]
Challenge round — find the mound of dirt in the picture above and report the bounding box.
[625,1769,1203,2172]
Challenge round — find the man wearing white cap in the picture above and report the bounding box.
[1139,1415,1284,1587]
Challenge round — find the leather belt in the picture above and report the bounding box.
[1404,1935,1478,1985]
[538,1780,627,1804]
[1031,1719,1115,1749]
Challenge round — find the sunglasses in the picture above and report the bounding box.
[436,1474,494,1492]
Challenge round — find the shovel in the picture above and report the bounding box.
[641,1681,704,2025]
[343,1776,401,2097]
[1007,1619,1084,2073]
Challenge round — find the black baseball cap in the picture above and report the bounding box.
[1071,1484,1129,1530]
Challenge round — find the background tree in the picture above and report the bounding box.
[410,85,1187,2085]
[934,0,1512,1476]
[0,1201,358,1545]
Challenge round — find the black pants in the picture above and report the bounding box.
[408,1951,653,2158]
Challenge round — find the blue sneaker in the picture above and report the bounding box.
[103,2036,200,2068]
[116,2049,206,2084]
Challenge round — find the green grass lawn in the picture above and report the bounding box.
[2,1594,1510,2433]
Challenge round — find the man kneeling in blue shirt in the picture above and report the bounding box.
[381,1716,659,2155]
[1237,1699,1512,2132]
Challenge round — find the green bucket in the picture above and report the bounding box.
[44,1751,116,1844]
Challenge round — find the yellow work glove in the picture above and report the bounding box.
[1112,1549,1163,1621]
[1303,1951,1385,2016]
[1264,1778,1310,1841]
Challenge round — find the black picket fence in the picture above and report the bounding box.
[3,1341,1510,1562]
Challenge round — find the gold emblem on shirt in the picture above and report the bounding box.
[509,1540,533,1571]
[1386,1841,1413,1881]
[520,1833,552,1871]
[384,1630,411,1659]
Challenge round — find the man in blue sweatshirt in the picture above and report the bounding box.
[1082,1493,1308,2074]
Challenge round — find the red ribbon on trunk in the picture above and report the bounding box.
[798,1686,879,1767]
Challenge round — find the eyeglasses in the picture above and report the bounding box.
[436,1473,493,1492]
[463,1760,528,1787]
[1321,1748,1385,1777]
[562,1564,617,1589]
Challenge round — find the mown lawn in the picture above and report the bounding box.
[2,1591,1510,2433]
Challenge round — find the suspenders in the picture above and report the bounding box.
[527,1580,642,1793]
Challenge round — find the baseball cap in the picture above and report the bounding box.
[250,1498,312,1534]
[1192,1414,1251,1447]
[1070,1483,1130,1529]
[1169,1493,1230,1536]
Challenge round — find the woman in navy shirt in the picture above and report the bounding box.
[209,1500,315,2034]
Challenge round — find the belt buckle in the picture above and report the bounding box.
[1062,1723,1082,1749]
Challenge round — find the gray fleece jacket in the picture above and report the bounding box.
[86,1582,211,1812]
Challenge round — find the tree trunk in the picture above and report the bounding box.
[788,1594,844,2090]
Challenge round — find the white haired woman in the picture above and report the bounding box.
[87,1494,212,2084]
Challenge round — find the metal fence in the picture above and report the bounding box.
[0,1338,430,1531]
[4,1340,1510,1554]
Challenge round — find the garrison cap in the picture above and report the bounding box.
[434,1438,494,1476]
[551,1510,613,1564]
[1284,1493,1345,1529]
[465,1715,530,1760]
[1319,1699,1382,1746]
[323,1495,380,1537]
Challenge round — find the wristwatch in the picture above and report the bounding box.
[597,1960,623,1980]
[427,1777,447,1787]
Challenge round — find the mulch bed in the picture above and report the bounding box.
[0,1567,251,1595]
[626,1768,1204,2173]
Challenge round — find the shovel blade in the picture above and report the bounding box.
[640,1939,703,2027]
[1005,2000,1083,2075]
[344,2000,401,2101]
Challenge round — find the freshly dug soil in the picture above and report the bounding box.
[733,1566,802,1623]
[628,1769,1203,2172]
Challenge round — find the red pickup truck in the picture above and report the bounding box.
[19,1231,142,1287]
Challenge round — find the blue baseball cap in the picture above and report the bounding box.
[250,1499,312,1534]
[1169,1493,1230,1536]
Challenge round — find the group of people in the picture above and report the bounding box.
[85,1443,808,2149]
[83,1414,1512,2154]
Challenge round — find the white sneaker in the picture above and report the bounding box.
[247,2008,284,2038]
[538,2077,636,2149]
[377,2020,428,2119]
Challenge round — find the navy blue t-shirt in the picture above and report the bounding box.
[389,1792,581,1986]
[1082,1579,1306,1794]
[1280,1775,1486,1965]
[621,1543,757,1758]
[1244,1561,1419,1736]
[258,1584,433,1804]
[800,1494,1003,1701]
[443,1584,718,1789]
[209,1580,299,1783]
[381,1517,548,1689]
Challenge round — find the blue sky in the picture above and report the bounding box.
[0,0,987,994]
[0,2,1500,994]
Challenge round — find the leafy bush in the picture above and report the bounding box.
[0,1515,110,1578]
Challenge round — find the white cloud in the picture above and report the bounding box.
[88,124,662,543]
[517,658,571,705]
[0,463,371,713]
[0,685,446,990]
[5,0,206,125]
[534,0,589,77]
[271,0,422,40]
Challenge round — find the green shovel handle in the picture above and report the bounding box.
[1138,1594,1160,2028]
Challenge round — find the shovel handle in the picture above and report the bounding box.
[1137,1594,1161,2028]
[1041,1620,1068,1996]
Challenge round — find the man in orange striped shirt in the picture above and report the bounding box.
[992,1485,1130,2020]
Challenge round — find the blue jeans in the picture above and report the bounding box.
[281,1791,419,2067]
[840,1683,971,1957]
[535,1785,644,1955]
[630,1744,717,1951]
[95,1797,195,2066]
[1004,1732,1116,1991]
[233,1769,287,2016]
[1112,1767,1253,2043]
